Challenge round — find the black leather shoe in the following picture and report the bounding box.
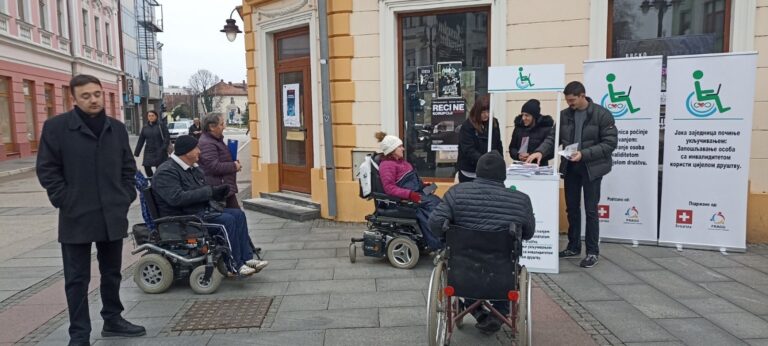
[101,317,146,337]
[475,315,502,334]
[471,308,489,323]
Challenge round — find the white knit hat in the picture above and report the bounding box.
[379,135,403,155]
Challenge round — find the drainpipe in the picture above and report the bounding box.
[317,0,337,217]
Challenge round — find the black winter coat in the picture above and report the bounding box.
[429,177,535,241]
[535,99,618,181]
[36,108,137,244]
[152,158,214,217]
[509,114,554,166]
[457,118,503,173]
[134,122,169,166]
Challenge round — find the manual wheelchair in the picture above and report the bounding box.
[426,223,531,346]
[130,174,262,294]
[348,153,433,269]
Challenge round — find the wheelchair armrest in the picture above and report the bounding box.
[153,215,204,224]
[371,192,418,208]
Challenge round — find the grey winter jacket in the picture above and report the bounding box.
[152,158,214,217]
[428,178,535,241]
[535,99,618,181]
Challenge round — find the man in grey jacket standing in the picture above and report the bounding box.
[527,81,618,268]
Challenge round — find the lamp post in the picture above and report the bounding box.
[640,0,681,38]
[220,8,242,42]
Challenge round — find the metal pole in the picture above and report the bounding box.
[553,93,562,176]
[318,0,337,217]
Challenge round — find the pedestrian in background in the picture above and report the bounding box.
[457,95,503,182]
[509,99,554,166]
[36,75,145,345]
[188,117,202,139]
[199,113,241,209]
[133,110,170,177]
[527,81,618,268]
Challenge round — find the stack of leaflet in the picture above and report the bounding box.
[507,161,554,177]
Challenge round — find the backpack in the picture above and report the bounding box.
[357,154,379,198]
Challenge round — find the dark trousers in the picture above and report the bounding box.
[61,240,124,342]
[205,208,253,267]
[462,299,510,316]
[564,162,602,256]
[143,165,154,177]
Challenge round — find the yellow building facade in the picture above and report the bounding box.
[240,0,768,242]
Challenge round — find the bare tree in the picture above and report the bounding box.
[188,69,224,115]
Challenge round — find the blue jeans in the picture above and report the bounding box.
[204,208,253,268]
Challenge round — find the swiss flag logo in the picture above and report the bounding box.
[598,205,610,219]
[676,209,693,224]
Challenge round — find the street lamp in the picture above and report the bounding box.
[220,8,242,42]
[640,0,681,38]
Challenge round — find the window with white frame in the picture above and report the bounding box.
[17,0,29,21]
[105,22,111,54]
[55,0,65,36]
[38,0,47,30]
[94,16,100,50]
[0,1,7,14]
[81,9,88,45]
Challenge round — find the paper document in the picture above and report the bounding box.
[558,143,579,160]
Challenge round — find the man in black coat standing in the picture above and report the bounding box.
[527,81,618,268]
[36,75,146,345]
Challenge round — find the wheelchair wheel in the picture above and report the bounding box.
[387,237,420,269]
[134,254,174,294]
[516,266,532,346]
[348,243,357,263]
[427,260,448,346]
[189,265,223,295]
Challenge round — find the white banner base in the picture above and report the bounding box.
[656,241,746,253]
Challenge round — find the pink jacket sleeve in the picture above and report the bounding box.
[379,160,413,200]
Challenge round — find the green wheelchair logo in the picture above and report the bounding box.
[515,67,534,89]
[600,73,640,117]
[686,70,730,117]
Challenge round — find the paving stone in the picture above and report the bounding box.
[558,258,583,272]
[714,267,768,288]
[273,233,339,243]
[634,270,714,299]
[91,316,172,339]
[0,257,63,267]
[0,290,16,302]
[256,259,298,270]
[251,268,334,283]
[0,278,43,291]
[268,308,378,331]
[375,277,429,291]
[333,264,430,280]
[263,249,336,260]
[706,312,768,339]
[699,282,768,315]
[630,246,682,258]
[295,257,382,269]
[258,242,305,251]
[656,318,748,346]
[652,257,731,282]
[728,255,768,272]
[324,326,425,346]
[125,300,186,318]
[92,335,213,346]
[678,297,747,315]
[285,279,376,295]
[15,249,63,258]
[746,339,768,346]
[379,306,426,327]
[600,245,663,271]
[607,284,697,318]
[680,250,745,268]
[278,294,329,312]
[209,330,324,345]
[624,342,685,346]
[302,240,351,250]
[585,258,642,285]
[582,301,675,343]
[248,222,289,230]
[0,266,61,279]
[328,290,424,309]
[548,272,620,301]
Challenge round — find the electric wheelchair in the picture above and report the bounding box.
[130,173,262,294]
[348,153,432,269]
[427,223,531,346]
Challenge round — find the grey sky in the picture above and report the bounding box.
[159,0,247,87]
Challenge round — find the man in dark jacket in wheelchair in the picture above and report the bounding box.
[429,151,535,334]
[151,135,268,276]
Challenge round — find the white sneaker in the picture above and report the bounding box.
[238,265,256,275]
[245,259,269,272]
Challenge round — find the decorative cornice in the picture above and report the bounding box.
[257,0,310,19]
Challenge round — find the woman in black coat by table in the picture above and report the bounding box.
[509,99,554,166]
[134,110,170,177]
[456,95,503,182]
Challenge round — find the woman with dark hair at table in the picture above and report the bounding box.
[456,95,503,182]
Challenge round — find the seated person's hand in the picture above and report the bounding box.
[211,185,230,201]
[408,191,421,203]
[525,152,542,164]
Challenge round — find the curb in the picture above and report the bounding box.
[0,166,35,177]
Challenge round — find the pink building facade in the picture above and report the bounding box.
[0,0,122,160]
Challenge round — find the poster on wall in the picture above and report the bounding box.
[583,56,662,244]
[437,61,462,98]
[282,83,301,128]
[417,66,434,92]
[659,52,757,251]
[430,99,464,151]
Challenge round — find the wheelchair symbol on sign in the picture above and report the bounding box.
[515,67,534,89]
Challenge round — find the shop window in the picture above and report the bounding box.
[44,83,54,119]
[399,7,490,179]
[0,77,12,145]
[23,80,37,142]
[609,0,730,58]
[62,85,71,110]
[277,33,310,60]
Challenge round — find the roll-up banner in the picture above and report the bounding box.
[583,56,662,244]
[659,52,757,251]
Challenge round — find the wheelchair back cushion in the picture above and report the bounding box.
[156,220,207,242]
[446,224,519,300]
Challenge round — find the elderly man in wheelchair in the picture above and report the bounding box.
[427,151,535,345]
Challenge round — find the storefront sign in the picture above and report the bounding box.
[488,64,566,92]
[584,56,662,244]
[282,83,301,128]
[659,52,757,251]
[430,99,464,151]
